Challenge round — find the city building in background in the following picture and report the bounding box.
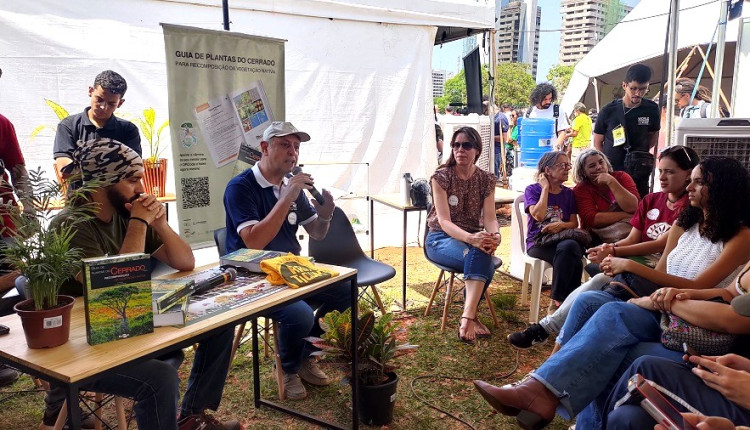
[496,0,541,79]
[432,69,447,97]
[559,0,633,65]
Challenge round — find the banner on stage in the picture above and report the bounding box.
[162,24,285,244]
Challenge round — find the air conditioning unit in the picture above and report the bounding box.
[675,118,750,170]
[439,114,493,172]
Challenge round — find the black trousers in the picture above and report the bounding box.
[528,239,584,302]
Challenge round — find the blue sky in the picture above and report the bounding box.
[433,0,640,82]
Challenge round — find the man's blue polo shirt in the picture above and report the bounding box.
[223,164,317,255]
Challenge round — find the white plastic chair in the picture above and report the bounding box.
[513,194,589,323]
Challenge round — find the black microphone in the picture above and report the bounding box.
[192,267,237,296]
[291,166,325,205]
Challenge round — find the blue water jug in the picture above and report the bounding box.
[519,118,554,167]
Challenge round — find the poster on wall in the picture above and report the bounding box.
[162,24,285,245]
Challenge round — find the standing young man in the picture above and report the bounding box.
[593,64,660,198]
[53,70,141,173]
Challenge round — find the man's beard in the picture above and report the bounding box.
[541,102,552,109]
[106,187,137,219]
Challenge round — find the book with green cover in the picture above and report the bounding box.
[219,248,288,273]
[82,253,153,346]
[152,278,193,327]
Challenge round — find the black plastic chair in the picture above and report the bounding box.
[422,204,501,331]
[309,207,394,314]
[213,227,228,257]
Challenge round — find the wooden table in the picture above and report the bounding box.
[369,194,422,309]
[0,264,359,429]
[494,186,522,205]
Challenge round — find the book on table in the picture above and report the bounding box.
[152,278,193,327]
[220,248,289,273]
[81,253,153,346]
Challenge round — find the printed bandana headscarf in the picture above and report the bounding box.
[61,138,142,187]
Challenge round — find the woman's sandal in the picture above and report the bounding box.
[458,317,476,344]
[474,318,492,339]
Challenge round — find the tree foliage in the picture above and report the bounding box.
[547,64,576,98]
[434,67,492,113]
[494,62,537,107]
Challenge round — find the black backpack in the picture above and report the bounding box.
[409,179,432,208]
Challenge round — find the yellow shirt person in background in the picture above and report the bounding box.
[568,102,592,164]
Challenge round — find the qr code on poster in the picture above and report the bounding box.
[181,177,210,209]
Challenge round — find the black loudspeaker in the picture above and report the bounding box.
[463,47,482,115]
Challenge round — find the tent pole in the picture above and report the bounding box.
[592,78,600,112]
[696,46,732,111]
[665,0,679,147]
[711,0,730,117]
[223,0,230,31]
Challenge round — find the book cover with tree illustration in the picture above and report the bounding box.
[82,253,154,345]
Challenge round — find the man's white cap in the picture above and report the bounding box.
[262,121,311,142]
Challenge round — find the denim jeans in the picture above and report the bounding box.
[425,230,495,287]
[604,356,750,429]
[45,328,234,429]
[270,281,352,374]
[536,273,611,337]
[494,144,502,177]
[44,355,182,430]
[530,298,677,424]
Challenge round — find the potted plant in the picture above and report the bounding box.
[132,107,169,197]
[306,308,418,425]
[1,168,94,348]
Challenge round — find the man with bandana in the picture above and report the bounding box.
[43,139,241,430]
[223,121,350,400]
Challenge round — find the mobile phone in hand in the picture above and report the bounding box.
[683,343,701,369]
[628,374,697,430]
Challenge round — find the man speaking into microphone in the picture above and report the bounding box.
[223,121,351,400]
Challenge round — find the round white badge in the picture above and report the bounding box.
[448,195,459,206]
[646,208,660,221]
[287,212,298,225]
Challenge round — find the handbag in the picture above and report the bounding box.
[660,312,736,356]
[591,201,632,243]
[533,228,592,248]
[601,271,661,301]
[591,220,632,244]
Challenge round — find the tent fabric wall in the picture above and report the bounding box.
[561,0,748,114]
[0,0,491,205]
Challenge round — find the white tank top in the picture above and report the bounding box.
[666,224,743,288]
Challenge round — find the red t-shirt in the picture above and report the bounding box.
[630,192,688,242]
[0,113,26,236]
[573,170,640,229]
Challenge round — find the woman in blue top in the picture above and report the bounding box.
[524,151,583,305]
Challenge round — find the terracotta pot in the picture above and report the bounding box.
[143,158,167,197]
[14,295,75,349]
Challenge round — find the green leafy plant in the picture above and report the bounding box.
[131,107,169,163]
[29,99,70,140]
[306,308,418,386]
[0,168,95,310]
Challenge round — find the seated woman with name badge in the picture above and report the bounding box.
[425,126,500,344]
[524,151,586,311]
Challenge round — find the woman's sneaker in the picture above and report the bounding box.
[507,323,549,349]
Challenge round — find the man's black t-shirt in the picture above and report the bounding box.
[594,98,660,171]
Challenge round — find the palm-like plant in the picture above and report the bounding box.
[131,107,169,163]
[0,168,94,310]
[306,308,418,385]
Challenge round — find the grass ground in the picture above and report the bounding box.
[0,224,574,429]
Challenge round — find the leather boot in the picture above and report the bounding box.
[473,377,559,430]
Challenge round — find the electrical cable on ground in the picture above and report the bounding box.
[408,347,521,430]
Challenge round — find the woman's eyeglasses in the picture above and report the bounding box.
[451,141,475,150]
[552,162,572,169]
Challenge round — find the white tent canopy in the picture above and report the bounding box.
[561,0,749,114]
[0,0,493,206]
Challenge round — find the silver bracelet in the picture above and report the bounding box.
[319,214,333,222]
